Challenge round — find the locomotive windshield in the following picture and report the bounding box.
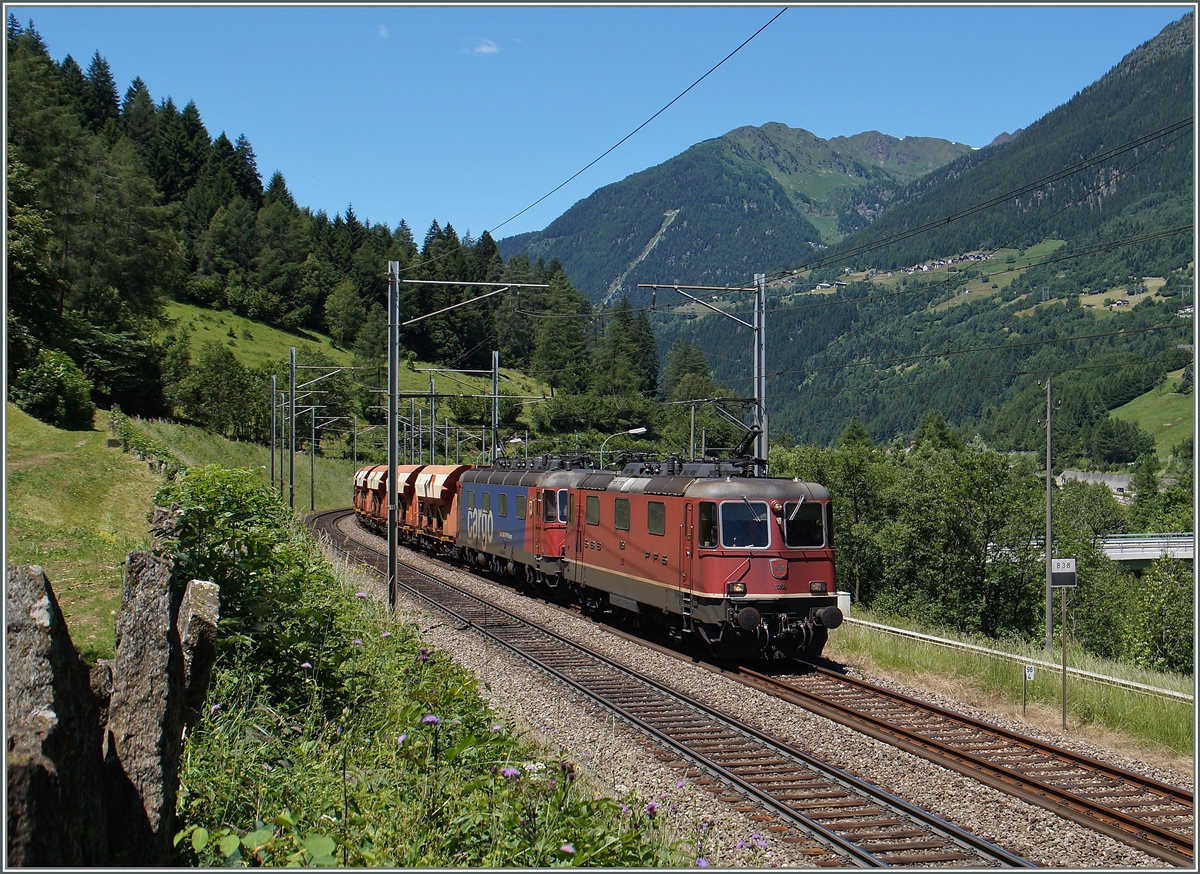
[783,501,825,548]
[720,501,770,548]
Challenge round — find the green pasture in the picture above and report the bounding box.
[1110,368,1194,460]
[5,403,161,661]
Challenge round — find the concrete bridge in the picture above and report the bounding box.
[1098,533,1193,570]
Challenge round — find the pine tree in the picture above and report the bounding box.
[233,133,263,206]
[121,77,156,154]
[58,54,88,109]
[83,50,119,133]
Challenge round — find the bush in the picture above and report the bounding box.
[11,348,95,429]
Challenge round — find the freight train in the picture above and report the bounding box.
[353,455,843,660]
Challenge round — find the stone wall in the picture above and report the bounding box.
[6,541,219,866]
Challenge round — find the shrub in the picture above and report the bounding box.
[11,348,95,429]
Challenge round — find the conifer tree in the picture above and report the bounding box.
[121,77,156,154]
[83,50,119,133]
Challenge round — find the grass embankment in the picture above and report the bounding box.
[5,403,161,661]
[827,609,1194,763]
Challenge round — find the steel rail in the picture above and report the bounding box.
[739,665,1192,867]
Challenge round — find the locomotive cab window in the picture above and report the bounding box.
[543,490,556,522]
[517,495,526,520]
[467,490,475,510]
[482,492,491,512]
[697,502,718,548]
[721,500,769,548]
[647,501,666,536]
[559,490,570,523]
[783,501,824,548]
[586,495,600,525]
[498,493,508,517]
[614,498,630,531]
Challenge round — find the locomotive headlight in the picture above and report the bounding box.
[726,582,747,597]
[809,580,828,593]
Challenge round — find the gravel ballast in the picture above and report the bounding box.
[328,519,1190,868]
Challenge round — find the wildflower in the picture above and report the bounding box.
[500,767,520,780]
[352,639,363,646]
[620,804,631,815]
[453,718,462,725]
[355,592,368,599]
[583,752,592,760]
[660,791,669,800]
[422,715,440,725]
[677,780,686,789]
[209,703,221,716]
[549,778,557,788]
[737,841,747,850]
[301,662,313,669]
[491,724,503,732]
[560,843,575,855]
[645,802,658,818]
[696,859,709,868]
[615,783,628,794]
[262,763,273,772]
[418,647,430,662]
[396,734,407,745]
[381,631,392,638]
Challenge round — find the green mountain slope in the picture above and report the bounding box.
[497,123,972,306]
[657,12,1194,451]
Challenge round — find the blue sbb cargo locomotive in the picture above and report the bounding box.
[354,456,843,660]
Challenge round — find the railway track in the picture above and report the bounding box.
[311,509,1030,868]
[735,665,1194,868]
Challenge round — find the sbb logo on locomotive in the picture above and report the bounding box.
[466,507,494,543]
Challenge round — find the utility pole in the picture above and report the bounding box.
[289,347,296,511]
[387,261,400,612]
[429,377,436,465]
[270,375,277,488]
[754,273,769,469]
[1040,377,1061,654]
[491,351,499,464]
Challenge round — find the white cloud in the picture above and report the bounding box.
[473,38,498,54]
[378,25,388,38]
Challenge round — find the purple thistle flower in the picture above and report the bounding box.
[381,631,392,638]
[355,592,368,598]
[676,780,686,789]
[620,804,630,815]
[352,639,363,646]
[644,801,658,817]
[660,791,669,800]
[560,843,575,855]
[422,714,440,725]
[549,778,557,787]
[209,703,221,715]
[301,662,313,669]
[491,724,503,732]
[696,859,709,868]
[396,734,407,745]
[500,767,520,780]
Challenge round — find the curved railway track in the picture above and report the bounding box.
[734,665,1194,867]
[311,509,1030,868]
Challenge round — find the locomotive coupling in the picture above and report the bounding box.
[816,605,844,629]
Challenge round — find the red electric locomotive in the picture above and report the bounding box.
[354,455,844,660]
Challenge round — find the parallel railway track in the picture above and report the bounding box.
[311,508,1030,868]
[735,665,1194,867]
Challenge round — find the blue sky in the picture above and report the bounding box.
[7,4,1190,242]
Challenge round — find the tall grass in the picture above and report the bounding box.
[829,609,1193,758]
